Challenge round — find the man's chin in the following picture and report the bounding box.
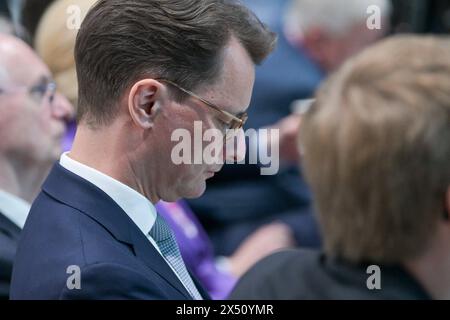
[183,181,207,199]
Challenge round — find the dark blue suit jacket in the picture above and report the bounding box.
[10,163,209,300]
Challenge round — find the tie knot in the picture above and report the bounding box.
[149,214,173,243]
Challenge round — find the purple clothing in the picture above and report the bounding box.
[62,120,77,152]
[156,200,237,299]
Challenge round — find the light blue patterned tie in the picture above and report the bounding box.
[149,214,203,300]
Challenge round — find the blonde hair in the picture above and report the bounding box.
[34,0,97,106]
[300,35,450,264]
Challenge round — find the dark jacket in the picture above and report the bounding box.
[229,249,430,300]
[0,212,21,299]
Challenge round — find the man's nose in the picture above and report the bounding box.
[51,92,75,122]
[224,128,246,162]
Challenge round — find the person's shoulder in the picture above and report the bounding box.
[251,248,318,275]
[28,189,77,219]
[229,248,319,300]
[269,247,315,262]
[22,189,136,267]
[23,190,83,242]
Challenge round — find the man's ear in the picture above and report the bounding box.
[128,79,166,129]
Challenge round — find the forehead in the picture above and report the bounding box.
[197,37,255,115]
[0,39,51,87]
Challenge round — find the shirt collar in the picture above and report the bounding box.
[0,190,31,229]
[59,152,156,235]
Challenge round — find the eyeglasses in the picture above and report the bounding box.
[0,80,56,105]
[157,79,248,136]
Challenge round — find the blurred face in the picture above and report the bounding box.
[153,37,255,201]
[0,37,73,167]
[304,19,389,72]
[330,20,388,70]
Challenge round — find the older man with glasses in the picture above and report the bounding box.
[0,33,73,299]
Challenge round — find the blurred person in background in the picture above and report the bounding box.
[0,33,73,299]
[230,35,450,300]
[33,0,295,299]
[188,0,391,257]
[34,0,93,151]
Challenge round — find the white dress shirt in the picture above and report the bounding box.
[59,152,199,298]
[0,190,31,229]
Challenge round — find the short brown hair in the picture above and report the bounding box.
[300,35,450,264]
[75,0,276,127]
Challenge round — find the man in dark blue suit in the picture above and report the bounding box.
[0,34,73,299]
[12,163,208,299]
[10,0,276,299]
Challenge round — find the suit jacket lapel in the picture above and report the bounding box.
[42,163,192,299]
